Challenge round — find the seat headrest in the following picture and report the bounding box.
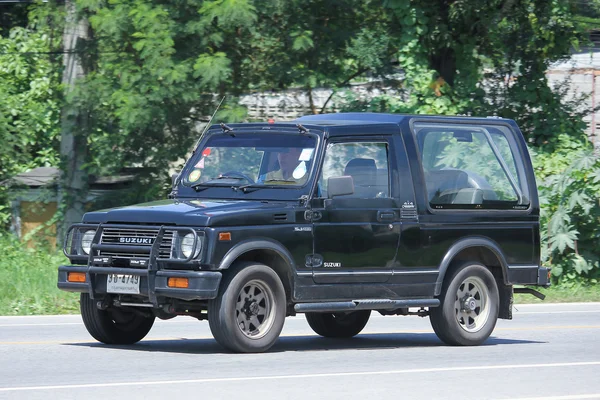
[344,158,377,175]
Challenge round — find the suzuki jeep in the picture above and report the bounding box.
[58,112,549,353]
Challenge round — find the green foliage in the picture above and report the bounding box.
[339,0,584,150]
[572,0,600,20]
[0,3,29,35]
[535,135,600,283]
[0,235,78,315]
[0,17,62,230]
[42,0,400,192]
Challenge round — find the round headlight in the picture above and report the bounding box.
[81,230,96,255]
[181,233,201,259]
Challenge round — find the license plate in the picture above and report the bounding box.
[106,274,140,294]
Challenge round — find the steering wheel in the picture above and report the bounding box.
[221,171,255,184]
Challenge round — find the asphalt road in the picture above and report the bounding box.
[0,302,599,400]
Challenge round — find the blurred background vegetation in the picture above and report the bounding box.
[1,0,600,314]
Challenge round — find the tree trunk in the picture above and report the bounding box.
[430,47,456,87]
[57,0,90,240]
[307,86,318,114]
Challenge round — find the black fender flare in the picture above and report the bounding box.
[218,238,296,272]
[434,237,509,296]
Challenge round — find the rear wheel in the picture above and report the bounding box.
[208,262,286,353]
[305,310,371,338]
[79,293,155,345]
[430,262,499,346]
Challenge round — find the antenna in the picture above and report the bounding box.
[192,95,226,154]
[172,96,226,193]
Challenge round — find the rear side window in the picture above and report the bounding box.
[414,123,529,209]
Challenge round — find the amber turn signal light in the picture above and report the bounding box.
[67,272,86,283]
[219,232,231,241]
[167,277,189,289]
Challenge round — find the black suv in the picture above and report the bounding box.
[58,112,549,353]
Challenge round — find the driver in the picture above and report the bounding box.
[262,147,308,184]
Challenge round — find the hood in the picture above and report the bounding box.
[82,199,293,226]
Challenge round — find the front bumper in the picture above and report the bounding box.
[58,265,221,302]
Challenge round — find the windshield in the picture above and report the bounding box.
[182,132,318,188]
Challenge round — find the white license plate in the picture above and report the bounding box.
[106,274,140,294]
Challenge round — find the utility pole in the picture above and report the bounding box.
[57,0,90,240]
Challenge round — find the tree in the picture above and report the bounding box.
[40,0,397,228]
[343,0,584,149]
[0,2,29,36]
[0,18,62,231]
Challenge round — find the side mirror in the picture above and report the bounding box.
[327,176,354,198]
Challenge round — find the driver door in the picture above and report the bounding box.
[310,138,400,284]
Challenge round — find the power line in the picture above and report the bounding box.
[0,50,119,55]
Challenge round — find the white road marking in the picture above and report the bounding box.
[1,361,599,392]
[0,322,82,327]
[497,395,600,400]
[514,311,600,315]
[514,302,600,307]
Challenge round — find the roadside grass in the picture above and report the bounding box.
[0,234,599,315]
[0,235,79,315]
[514,284,600,304]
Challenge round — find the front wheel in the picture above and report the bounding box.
[80,293,155,345]
[305,310,371,338]
[208,262,286,353]
[430,262,499,346]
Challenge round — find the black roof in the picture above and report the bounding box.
[295,112,509,126]
[206,113,513,135]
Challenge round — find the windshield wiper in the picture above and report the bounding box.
[213,175,245,180]
[190,183,211,192]
[263,179,297,184]
[190,175,248,191]
[232,183,263,193]
[232,178,299,193]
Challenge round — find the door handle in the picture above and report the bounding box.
[377,211,396,222]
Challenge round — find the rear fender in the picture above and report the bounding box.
[435,237,509,296]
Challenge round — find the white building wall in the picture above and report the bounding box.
[548,50,600,146]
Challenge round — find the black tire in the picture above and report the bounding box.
[305,310,371,338]
[79,293,155,345]
[208,262,286,353]
[430,262,499,346]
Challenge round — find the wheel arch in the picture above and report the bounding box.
[435,237,509,297]
[218,239,295,308]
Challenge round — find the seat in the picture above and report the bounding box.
[425,169,470,204]
[343,158,378,198]
[452,188,484,204]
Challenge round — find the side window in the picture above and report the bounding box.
[319,142,389,198]
[415,123,528,209]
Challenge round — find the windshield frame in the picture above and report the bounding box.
[176,127,323,201]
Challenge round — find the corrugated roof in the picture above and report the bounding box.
[9,167,59,187]
[6,167,136,188]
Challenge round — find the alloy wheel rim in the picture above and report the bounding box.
[454,276,490,333]
[235,279,275,340]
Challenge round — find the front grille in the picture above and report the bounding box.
[100,228,174,259]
